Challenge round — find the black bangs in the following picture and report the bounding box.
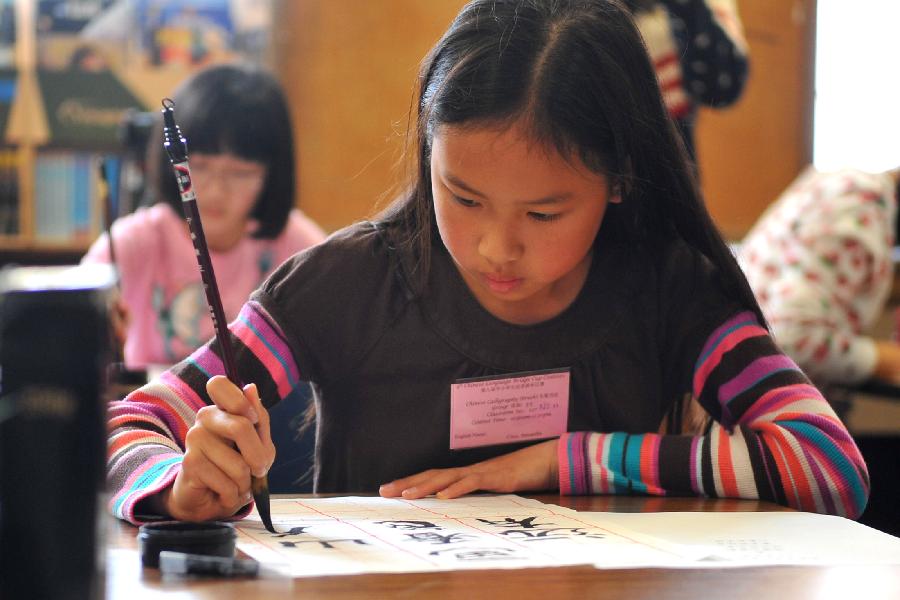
[173,74,283,162]
[147,63,295,239]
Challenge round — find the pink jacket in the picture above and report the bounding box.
[82,203,326,368]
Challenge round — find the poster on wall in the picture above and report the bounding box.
[132,0,272,67]
[37,0,147,146]
[36,0,274,70]
[36,0,118,70]
[34,0,272,146]
[37,69,145,147]
[138,0,233,67]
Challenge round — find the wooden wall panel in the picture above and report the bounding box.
[274,1,817,238]
[273,1,465,233]
[696,0,817,240]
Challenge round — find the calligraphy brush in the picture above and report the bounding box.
[160,98,275,533]
[98,160,119,283]
[98,158,124,365]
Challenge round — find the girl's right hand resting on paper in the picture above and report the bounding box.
[162,376,275,521]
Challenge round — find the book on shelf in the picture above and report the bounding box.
[33,151,119,245]
[0,68,15,142]
[0,146,17,236]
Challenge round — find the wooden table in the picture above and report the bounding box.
[106,495,900,599]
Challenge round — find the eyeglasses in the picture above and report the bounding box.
[188,155,267,192]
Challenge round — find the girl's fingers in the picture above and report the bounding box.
[189,449,245,510]
[243,383,276,471]
[185,424,253,490]
[402,471,468,499]
[174,438,251,520]
[436,475,483,500]
[195,405,269,478]
[207,376,259,423]
[243,383,266,426]
[204,379,274,475]
[379,469,442,497]
[378,482,402,498]
[381,469,468,500]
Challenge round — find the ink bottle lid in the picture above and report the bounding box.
[138,521,236,568]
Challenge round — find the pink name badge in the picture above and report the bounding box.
[449,368,570,450]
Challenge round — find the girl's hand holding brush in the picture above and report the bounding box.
[162,376,275,522]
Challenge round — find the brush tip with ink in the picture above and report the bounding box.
[252,475,273,531]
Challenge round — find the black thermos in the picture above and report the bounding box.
[0,264,114,600]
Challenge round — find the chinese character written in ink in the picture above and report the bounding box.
[271,526,312,537]
[375,520,441,530]
[404,532,476,545]
[476,516,548,529]
[499,527,607,542]
[428,547,524,561]
[279,538,369,549]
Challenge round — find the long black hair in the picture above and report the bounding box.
[619,0,657,13]
[380,0,765,325]
[146,63,296,239]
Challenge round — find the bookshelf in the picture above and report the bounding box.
[0,0,273,265]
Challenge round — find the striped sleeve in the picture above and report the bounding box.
[106,300,303,524]
[558,311,870,519]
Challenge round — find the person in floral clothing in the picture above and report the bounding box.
[738,166,900,388]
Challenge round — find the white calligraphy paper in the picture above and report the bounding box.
[577,511,900,567]
[235,495,700,577]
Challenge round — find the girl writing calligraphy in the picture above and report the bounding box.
[107,0,868,524]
